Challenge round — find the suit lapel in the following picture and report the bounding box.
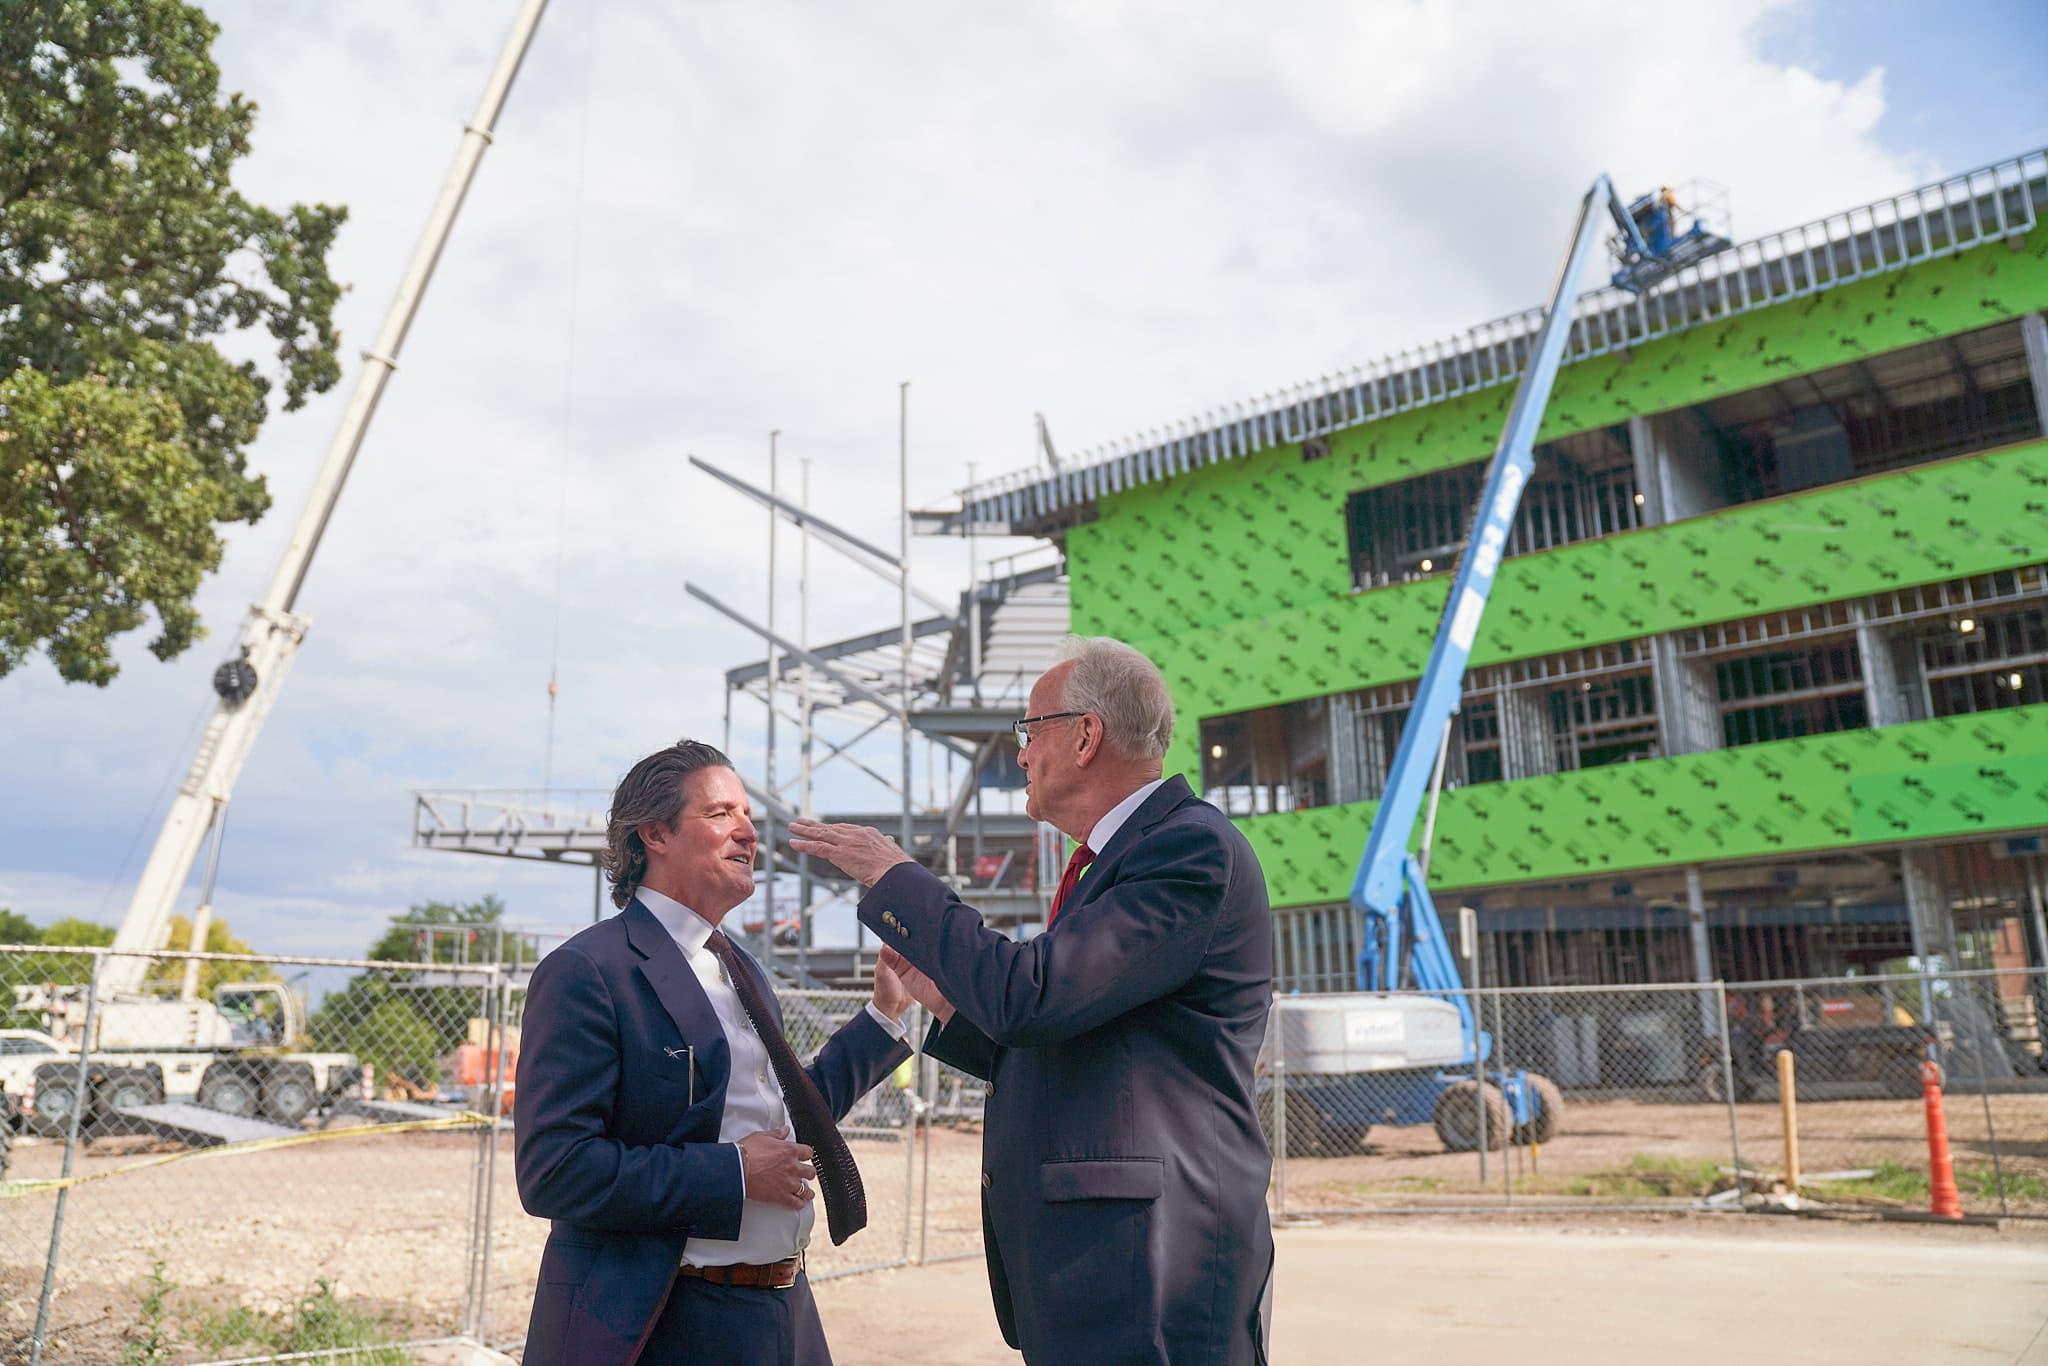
[1070,775,1195,912]
[624,899,731,1087]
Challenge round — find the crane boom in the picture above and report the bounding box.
[1351,175,1667,996]
[104,0,553,993]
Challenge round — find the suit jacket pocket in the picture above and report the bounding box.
[1039,1156,1163,1202]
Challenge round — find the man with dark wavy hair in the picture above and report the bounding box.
[515,739,913,1366]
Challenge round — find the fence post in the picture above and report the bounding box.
[475,970,510,1343]
[916,1047,932,1265]
[902,1004,919,1265]
[31,951,102,1366]
[461,968,493,1339]
[1714,983,1746,1205]
[1959,973,2009,1218]
[1272,1013,1288,1217]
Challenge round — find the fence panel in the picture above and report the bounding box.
[0,945,505,1364]
[1264,972,2048,1219]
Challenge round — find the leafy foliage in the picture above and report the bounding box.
[142,912,275,996]
[309,896,522,1085]
[0,1,344,684]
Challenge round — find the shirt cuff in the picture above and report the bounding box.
[865,1001,909,1041]
[730,1142,745,1201]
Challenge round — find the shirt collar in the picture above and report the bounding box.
[1086,777,1167,855]
[634,885,717,954]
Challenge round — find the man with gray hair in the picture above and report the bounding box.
[791,637,1275,1365]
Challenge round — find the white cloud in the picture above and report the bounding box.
[0,0,1989,957]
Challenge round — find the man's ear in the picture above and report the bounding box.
[637,819,670,854]
[1073,715,1100,769]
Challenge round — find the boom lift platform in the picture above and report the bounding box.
[1268,175,1732,1155]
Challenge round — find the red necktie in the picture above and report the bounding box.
[1047,843,1095,926]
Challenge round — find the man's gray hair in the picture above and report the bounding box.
[1057,636,1174,760]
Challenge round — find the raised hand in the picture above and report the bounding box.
[737,1128,817,1210]
[787,820,914,889]
[879,945,954,1025]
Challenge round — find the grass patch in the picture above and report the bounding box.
[188,1280,406,1363]
[1561,1154,1726,1200]
[116,1259,173,1365]
[1810,1162,2048,1204]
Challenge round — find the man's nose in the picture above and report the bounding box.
[735,814,758,845]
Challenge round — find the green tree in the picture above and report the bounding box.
[142,911,275,997]
[1,1,344,685]
[9,915,112,989]
[0,908,40,944]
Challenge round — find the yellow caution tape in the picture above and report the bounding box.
[0,1110,499,1200]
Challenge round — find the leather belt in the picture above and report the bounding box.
[678,1253,803,1291]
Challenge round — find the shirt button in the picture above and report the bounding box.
[759,1071,770,1087]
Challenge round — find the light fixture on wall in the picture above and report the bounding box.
[1419,558,1434,572]
[1209,743,1225,759]
[1633,492,1646,506]
[1957,618,1977,633]
[2010,672,2025,690]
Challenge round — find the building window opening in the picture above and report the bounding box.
[1683,319,2041,510]
[1344,426,1637,590]
[1546,670,1660,770]
[1713,638,1868,747]
[1920,603,2048,717]
[1199,696,1330,817]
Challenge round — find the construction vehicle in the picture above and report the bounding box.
[1265,176,1731,1155]
[13,979,357,1136]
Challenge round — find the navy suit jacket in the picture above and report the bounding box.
[858,776,1274,1366]
[514,897,910,1366]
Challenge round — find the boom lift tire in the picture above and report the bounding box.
[1433,1080,1510,1152]
[1517,1073,1565,1145]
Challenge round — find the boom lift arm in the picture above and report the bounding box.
[102,0,553,994]
[1351,175,1695,1004]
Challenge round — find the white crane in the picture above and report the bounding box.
[103,0,554,993]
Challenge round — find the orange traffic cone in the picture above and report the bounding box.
[1922,1060,1962,1220]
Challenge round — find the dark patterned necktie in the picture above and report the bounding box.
[705,930,867,1245]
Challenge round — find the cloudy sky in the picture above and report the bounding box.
[2,0,2044,961]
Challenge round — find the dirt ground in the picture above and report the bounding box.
[4,1110,2044,1362]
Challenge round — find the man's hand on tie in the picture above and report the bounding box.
[737,1128,817,1210]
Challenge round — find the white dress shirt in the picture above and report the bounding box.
[634,887,904,1266]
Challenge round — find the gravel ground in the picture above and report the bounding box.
[5,1096,2041,1362]
[0,1125,991,1363]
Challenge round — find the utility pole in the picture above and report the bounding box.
[763,430,780,964]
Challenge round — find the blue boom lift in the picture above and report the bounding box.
[1266,177,1729,1156]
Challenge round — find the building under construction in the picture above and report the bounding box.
[913,150,2048,1024]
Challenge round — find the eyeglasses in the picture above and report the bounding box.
[1012,711,1086,747]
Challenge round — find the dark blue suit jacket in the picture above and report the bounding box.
[514,897,910,1365]
[859,776,1274,1366]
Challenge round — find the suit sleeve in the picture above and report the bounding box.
[513,946,745,1238]
[805,1008,913,1121]
[857,818,1229,1048]
[923,1012,997,1081]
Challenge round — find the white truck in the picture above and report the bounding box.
[10,980,357,1137]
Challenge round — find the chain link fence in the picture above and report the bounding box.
[12,942,2041,1361]
[0,944,509,1364]
[1264,968,2048,1221]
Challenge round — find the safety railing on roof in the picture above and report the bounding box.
[954,148,2048,533]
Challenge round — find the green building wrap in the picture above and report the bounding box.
[1064,221,2048,906]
